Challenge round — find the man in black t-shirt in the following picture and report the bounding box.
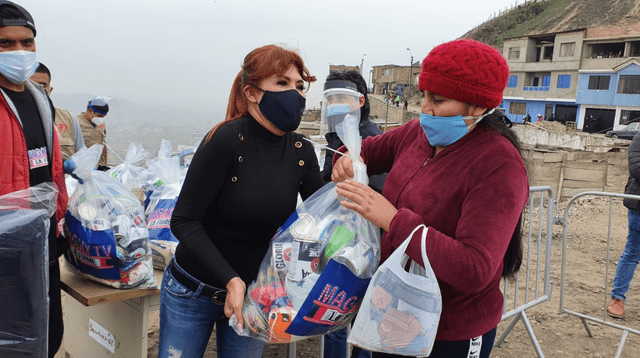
[0,2,68,357]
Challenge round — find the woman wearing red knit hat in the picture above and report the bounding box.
[331,38,529,357]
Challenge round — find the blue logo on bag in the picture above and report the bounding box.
[65,213,121,280]
[286,260,370,336]
[147,198,178,242]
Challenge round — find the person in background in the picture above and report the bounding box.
[77,95,109,170]
[31,63,85,159]
[0,2,68,356]
[608,131,640,319]
[331,39,529,358]
[321,71,384,358]
[158,44,325,358]
[321,69,386,194]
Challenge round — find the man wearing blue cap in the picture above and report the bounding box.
[0,1,69,357]
[77,95,110,169]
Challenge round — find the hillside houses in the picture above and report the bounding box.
[500,26,640,133]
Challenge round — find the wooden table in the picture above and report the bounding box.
[60,259,162,358]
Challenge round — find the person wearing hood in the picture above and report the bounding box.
[77,95,109,169]
[0,1,69,356]
[321,69,386,194]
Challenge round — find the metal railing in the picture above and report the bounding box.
[559,191,640,358]
[494,186,555,357]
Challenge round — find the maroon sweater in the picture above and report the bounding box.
[337,119,529,340]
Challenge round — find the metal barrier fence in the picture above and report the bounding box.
[559,191,640,358]
[494,186,555,358]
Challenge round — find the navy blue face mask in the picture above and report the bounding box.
[256,88,306,132]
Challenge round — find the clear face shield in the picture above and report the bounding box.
[320,81,362,135]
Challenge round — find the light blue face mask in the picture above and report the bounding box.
[326,103,351,117]
[0,50,38,85]
[419,108,495,147]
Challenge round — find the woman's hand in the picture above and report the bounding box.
[336,179,398,231]
[225,277,246,330]
[332,153,363,183]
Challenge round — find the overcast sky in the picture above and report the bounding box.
[24,0,522,119]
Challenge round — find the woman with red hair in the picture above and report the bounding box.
[158,44,325,358]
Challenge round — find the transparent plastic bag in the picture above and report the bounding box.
[64,145,157,289]
[348,225,442,357]
[145,139,184,269]
[0,183,58,358]
[230,114,381,343]
[107,142,149,202]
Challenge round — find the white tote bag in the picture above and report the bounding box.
[348,225,442,357]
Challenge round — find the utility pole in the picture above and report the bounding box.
[360,54,366,74]
[406,48,413,97]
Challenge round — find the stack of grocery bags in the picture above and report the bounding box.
[63,139,189,288]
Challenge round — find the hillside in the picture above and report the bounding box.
[462,0,640,49]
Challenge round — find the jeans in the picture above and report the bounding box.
[158,259,265,358]
[611,210,640,301]
[324,327,372,358]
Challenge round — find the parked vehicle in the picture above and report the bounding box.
[606,122,640,140]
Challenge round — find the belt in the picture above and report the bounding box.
[170,263,227,305]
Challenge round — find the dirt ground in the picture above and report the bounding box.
[55,191,640,358]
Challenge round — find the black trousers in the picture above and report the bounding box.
[371,327,497,358]
[48,260,64,358]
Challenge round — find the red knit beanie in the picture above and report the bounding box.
[418,39,509,109]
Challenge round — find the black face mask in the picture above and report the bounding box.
[256,88,306,132]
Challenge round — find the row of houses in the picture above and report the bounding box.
[502,26,640,132]
[339,24,639,134]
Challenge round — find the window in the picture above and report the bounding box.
[557,75,571,89]
[507,75,518,88]
[618,75,640,94]
[586,42,625,58]
[621,110,640,124]
[508,47,520,60]
[559,42,575,57]
[587,75,610,90]
[509,102,526,115]
[631,41,640,57]
[543,46,554,60]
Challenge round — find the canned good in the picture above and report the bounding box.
[78,202,97,221]
[333,241,375,277]
[112,215,132,236]
[287,240,322,282]
[89,218,110,231]
[290,213,316,243]
[271,242,292,274]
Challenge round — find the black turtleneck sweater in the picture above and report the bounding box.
[171,115,324,288]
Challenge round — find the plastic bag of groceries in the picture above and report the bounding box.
[107,142,149,203]
[63,145,156,289]
[0,183,57,358]
[230,114,381,343]
[142,139,176,210]
[348,225,441,357]
[145,140,183,270]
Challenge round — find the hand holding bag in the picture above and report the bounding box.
[348,224,442,357]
